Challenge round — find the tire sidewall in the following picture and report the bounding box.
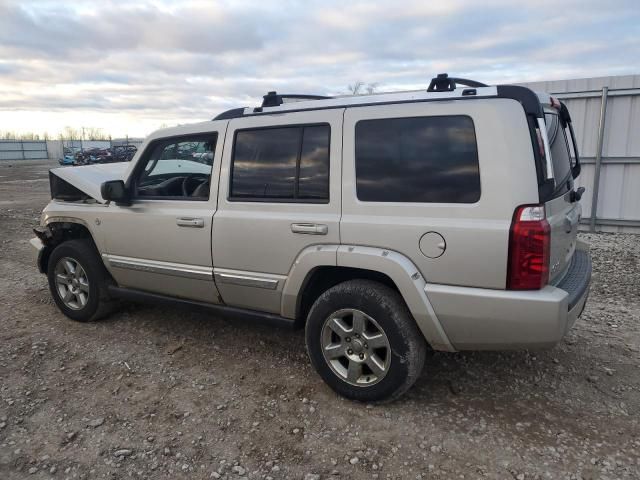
[306,281,422,401]
[47,241,102,322]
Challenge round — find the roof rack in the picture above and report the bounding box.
[426,73,488,92]
[261,91,333,107]
[212,73,492,120]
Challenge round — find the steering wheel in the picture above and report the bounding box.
[181,174,207,197]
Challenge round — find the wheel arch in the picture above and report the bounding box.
[36,219,100,273]
[281,244,455,352]
[294,265,400,327]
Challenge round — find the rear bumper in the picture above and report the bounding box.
[425,244,591,350]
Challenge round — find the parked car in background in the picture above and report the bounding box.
[82,148,112,164]
[31,74,591,401]
[58,147,78,165]
[111,145,137,162]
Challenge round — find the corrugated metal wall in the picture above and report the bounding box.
[519,75,640,233]
[0,140,48,160]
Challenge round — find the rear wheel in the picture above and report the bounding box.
[47,239,116,322]
[305,280,427,402]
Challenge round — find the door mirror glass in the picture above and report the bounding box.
[101,180,130,205]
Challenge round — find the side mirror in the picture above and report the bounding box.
[101,180,130,205]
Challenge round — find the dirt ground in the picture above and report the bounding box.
[0,159,639,480]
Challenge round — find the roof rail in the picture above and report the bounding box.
[427,73,488,92]
[211,74,493,120]
[262,91,333,107]
[213,107,246,120]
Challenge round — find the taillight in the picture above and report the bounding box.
[507,205,550,290]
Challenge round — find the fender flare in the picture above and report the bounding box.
[36,217,100,273]
[281,244,455,352]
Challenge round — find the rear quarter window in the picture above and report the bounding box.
[545,112,573,192]
[355,115,480,203]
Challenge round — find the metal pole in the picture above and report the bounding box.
[590,86,609,232]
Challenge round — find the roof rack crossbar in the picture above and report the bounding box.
[427,73,488,92]
[262,91,333,107]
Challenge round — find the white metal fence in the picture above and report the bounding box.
[1,138,144,162]
[519,75,640,233]
[0,140,48,160]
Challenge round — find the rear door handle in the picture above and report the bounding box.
[176,217,204,228]
[291,223,328,235]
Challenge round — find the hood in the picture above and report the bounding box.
[50,162,130,203]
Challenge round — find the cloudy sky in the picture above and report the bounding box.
[0,0,638,138]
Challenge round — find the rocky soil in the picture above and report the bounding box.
[0,160,639,479]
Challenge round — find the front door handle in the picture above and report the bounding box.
[291,223,328,235]
[176,217,204,228]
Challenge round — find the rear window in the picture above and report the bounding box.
[355,115,480,203]
[545,112,572,186]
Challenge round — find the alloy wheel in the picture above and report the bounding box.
[321,309,391,386]
[54,257,90,310]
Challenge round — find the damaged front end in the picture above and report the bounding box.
[50,173,94,202]
[33,163,129,273]
[49,162,130,203]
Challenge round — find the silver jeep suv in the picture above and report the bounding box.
[31,74,591,401]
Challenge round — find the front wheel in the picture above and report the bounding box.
[47,239,116,322]
[305,280,427,402]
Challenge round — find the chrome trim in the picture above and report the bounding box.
[102,254,213,281]
[213,269,282,290]
[537,117,554,181]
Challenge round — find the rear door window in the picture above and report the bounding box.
[355,115,480,203]
[230,124,330,202]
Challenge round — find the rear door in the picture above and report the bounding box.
[211,109,343,314]
[542,107,581,283]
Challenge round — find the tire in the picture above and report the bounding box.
[305,279,427,402]
[47,239,116,322]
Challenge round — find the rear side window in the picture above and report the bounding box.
[545,112,573,190]
[230,125,330,202]
[355,115,480,203]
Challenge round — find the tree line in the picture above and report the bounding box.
[0,127,112,141]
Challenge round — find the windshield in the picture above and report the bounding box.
[545,112,573,191]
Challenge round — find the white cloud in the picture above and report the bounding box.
[0,0,638,137]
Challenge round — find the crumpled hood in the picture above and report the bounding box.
[50,162,130,203]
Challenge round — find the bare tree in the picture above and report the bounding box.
[365,82,379,94]
[0,131,42,140]
[61,126,82,140]
[347,81,365,95]
[347,81,379,96]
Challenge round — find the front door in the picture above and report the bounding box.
[100,128,224,303]
[212,109,344,314]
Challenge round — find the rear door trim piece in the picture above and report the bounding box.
[213,269,285,290]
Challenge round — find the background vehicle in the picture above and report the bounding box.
[31,74,591,401]
[58,147,78,165]
[111,144,137,162]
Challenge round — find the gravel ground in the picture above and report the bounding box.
[0,159,639,480]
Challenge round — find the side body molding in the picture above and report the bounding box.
[281,244,455,352]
